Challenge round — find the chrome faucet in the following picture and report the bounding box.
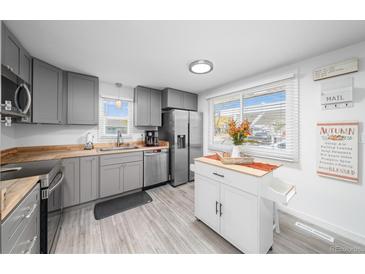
[117,130,123,147]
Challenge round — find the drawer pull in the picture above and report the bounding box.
[219,203,223,216]
[24,236,38,254]
[213,172,224,178]
[215,201,218,215]
[25,204,37,219]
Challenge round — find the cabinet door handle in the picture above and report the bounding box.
[213,172,224,178]
[215,201,218,215]
[25,204,37,219]
[219,203,223,216]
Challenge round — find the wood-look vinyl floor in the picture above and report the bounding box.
[55,182,365,254]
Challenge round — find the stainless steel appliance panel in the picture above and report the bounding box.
[143,149,169,187]
[188,111,203,181]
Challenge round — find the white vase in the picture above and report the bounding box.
[231,145,241,158]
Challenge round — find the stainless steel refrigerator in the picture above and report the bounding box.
[159,109,203,186]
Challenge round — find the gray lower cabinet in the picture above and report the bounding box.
[162,88,197,111]
[80,156,99,203]
[123,161,143,192]
[134,86,161,126]
[1,184,40,254]
[67,72,99,125]
[100,152,143,198]
[100,163,124,198]
[32,59,63,124]
[62,158,80,208]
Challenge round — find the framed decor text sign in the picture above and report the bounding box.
[317,122,359,183]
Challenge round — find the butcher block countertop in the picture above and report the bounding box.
[194,156,280,177]
[1,141,169,165]
[0,176,40,221]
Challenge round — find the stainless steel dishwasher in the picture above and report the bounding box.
[143,149,169,188]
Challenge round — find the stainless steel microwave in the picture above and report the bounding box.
[1,68,32,123]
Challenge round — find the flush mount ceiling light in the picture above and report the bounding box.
[189,60,213,74]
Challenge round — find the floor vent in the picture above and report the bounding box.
[295,222,335,243]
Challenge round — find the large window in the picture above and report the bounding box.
[99,97,132,138]
[209,74,298,161]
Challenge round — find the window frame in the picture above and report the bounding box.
[99,96,133,139]
[208,73,299,162]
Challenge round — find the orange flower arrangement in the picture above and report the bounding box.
[228,118,251,145]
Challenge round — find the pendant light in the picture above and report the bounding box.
[115,82,123,108]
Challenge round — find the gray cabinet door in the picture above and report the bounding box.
[150,88,161,126]
[183,92,198,111]
[134,86,151,126]
[167,89,184,109]
[67,72,99,125]
[62,158,80,208]
[2,23,21,75]
[100,164,124,198]
[19,48,32,84]
[123,161,143,192]
[80,156,99,203]
[32,59,63,124]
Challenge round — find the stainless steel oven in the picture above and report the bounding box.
[0,160,64,253]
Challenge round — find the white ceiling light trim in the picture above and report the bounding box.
[189,60,213,74]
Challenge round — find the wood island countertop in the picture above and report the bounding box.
[194,156,280,177]
[0,176,40,221]
[1,141,169,165]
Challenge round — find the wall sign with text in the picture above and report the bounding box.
[317,122,359,183]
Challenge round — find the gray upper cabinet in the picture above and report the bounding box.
[19,48,32,84]
[2,23,21,75]
[183,92,198,111]
[150,89,162,126]
[32,59,63,124]
[134,86,161,127]
[62,158,80,208]
[134,86,150,126]
[162,88,197,111]
[80,156,99,204]
[67,72,99,125]
[1,22,32,84]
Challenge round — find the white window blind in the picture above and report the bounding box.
[208,74,299,162]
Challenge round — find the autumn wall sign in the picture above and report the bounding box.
[317,122,359,183]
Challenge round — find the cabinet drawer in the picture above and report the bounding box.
[100,152,143,166]
[10,212,39,254]
[1,184,40,253]
[194,161,259,195]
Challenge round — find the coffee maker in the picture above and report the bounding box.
[145,130,159,146]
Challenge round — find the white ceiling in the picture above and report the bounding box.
[5,20,365,93]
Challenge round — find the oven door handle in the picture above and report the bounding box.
[14,83,32,114]
[48,172,65,194]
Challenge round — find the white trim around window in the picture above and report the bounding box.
[208,72,299,162]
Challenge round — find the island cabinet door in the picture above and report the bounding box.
[194,174,220,233]
[219,184,258,254]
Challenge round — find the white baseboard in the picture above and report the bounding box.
[278,205,365,246]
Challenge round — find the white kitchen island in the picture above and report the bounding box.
[192,156,295,254]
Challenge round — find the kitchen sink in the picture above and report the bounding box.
[98,146,139,152]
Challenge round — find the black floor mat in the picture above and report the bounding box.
[94,191,153,220]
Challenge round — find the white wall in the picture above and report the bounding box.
[198,41,365,245]
[1,82,148,149]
